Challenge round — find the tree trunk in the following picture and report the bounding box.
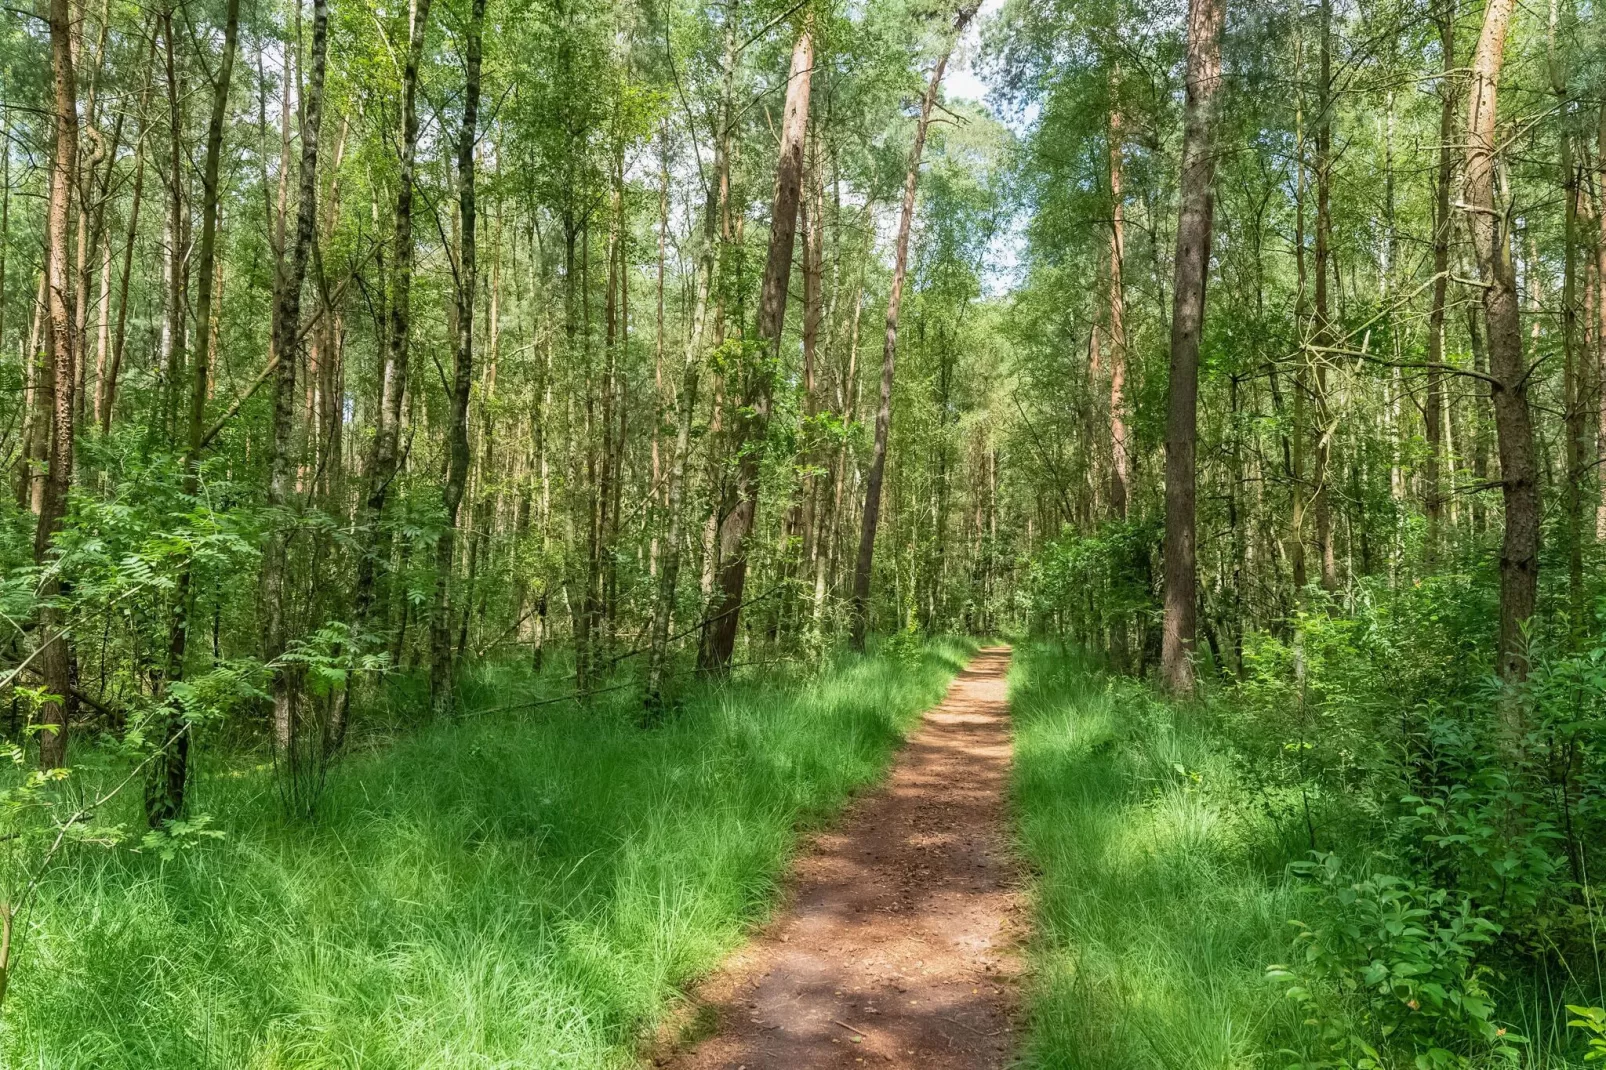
[1549,0,1582,638]
[800,133,825,584]
[147,0,241,826]
[260,0,330,779]
[160,9,188,441]
[0,105,7,377]
[1464,0,1539,683]
[21,272,48,513]
[1425,2,1455,566]
[1311,0,1337,592]
[429,0,486,716]
[35,0,80,770]
[1160,0,1226,696]
[1597,100,1606,542]
[348,0,432,703]
[643,226,713,711]
[1290,44,1308,597]
[699,20,815,673]
[848,4,976,652]
[102,47,152,433]
[1107,66,1130,520]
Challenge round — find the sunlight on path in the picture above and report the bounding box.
[654,648,1021,1070]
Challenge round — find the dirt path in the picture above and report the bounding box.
[654,646,1021,1070]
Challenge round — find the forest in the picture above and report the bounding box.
[2,0,1606,1062]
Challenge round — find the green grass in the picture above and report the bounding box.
[1009,641,1310,1069]
[0,638,973,1068]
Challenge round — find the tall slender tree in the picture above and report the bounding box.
[34,0,81,770]
[147,0,243,824]
[260,0,330,786]
[344,0,433,745]
[700,17,814,673]
[1160,0,1226,696]
[849,2,977,651]
[430,0,489,715]
[1463,0,1539,684]
[1423,0,1455,566]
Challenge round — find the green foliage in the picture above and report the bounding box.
[1272,853,1519,1069]
[0,642,969,1065]
[1024,520,1159,657]
[1010,642,1310,1068]
[1013,627,1606,1069]
[1567,1008,1606,1062]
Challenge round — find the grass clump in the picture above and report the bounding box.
[1009,641,1309,1069]
[0,638,972,1069]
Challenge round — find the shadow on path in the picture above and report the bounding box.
[653,647,1022,1069]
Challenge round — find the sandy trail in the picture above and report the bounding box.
[654,646,1021,1069]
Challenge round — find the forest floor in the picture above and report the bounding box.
[652,646,1022,1070]
[3,644,977,1067]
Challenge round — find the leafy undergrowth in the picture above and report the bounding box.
[0,638,973,1068]
[1010,641,1606,1070]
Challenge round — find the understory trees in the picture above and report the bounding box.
[996,0,1606,1060]
[0,0,1018,812]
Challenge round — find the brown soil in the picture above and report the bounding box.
[651,646,1022,1070]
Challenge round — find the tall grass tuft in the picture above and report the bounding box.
[0,638,973,1068]
[1010,641,1309,1069]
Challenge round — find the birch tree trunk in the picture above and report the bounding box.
[101,35,154,433]
[1597,100,1606,541]
[1311,0,1337,592]
[643,176,718,712]
[349,0,432,678]
[160,9,188,441]
[1549,0,1583,637]
[148,0,240,825]
[1424,2,1455,566]
[1107,64,1130,519]
[848,4,976,651]
[261,0,329,782]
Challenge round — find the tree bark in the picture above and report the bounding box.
[848,4,976,652]
[1424,1,1455,566]
[147,0,241,826]
[1464,0,1539,683]
[160,8,188,441]
[35,0,80,770]
[348,0,432,693]
[1597,99,1606,542]
[1160,0,1226,696]
[260,0,330,772]
[643,200,716,711]
[102,42,153,433]
[699,20,815,673]
[1549,0,1583,638]
[1290,40,1308,596]
[800,133,825,582]
[0,105,7,382]
[1311,0,1337,592]
[1107,65,1130,520]
[429,0,486,716]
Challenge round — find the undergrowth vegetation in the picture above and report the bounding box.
[1012,642,1310,1068]
[1011,626,1606,1070]
[0,639,971,1068]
